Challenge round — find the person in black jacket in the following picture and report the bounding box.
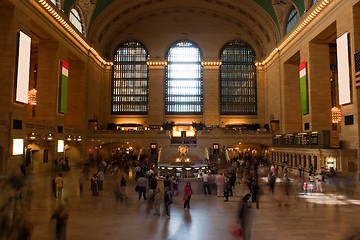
[250,181,259,209]
[163,175,171,191]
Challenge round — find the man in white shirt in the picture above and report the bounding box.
[137,174,148,200]
[202,172,211,194]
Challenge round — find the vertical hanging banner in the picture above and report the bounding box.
[336,32,351,105]
[58,60,68,113]
[299,61,308,114]
[15,31,31,103]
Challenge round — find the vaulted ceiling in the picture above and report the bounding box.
[62,0,310,60]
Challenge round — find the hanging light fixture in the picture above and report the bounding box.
[28,89,37,105]
[331,107,341,123]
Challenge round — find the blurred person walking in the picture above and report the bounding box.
[120,176,127,199]
[97,169,104,190]
[202,172,211,194]
[238,194,252,240]
[78,174,85,195]
[172,177,179,196]
[138,174,148,200]
[250,180,259,208]
[91,174,98,196]
[284,174,291,196]
[51,205,69,240]
[268,173,276,194]
[149,174,157,199]
[164,188,172,218]
[224,176,231,202]
[153,188,161,216]
[183,182,193,209]
[163,175,171,191]
[215,173,225,197]
[51,176,57,198]
[315,172,323,193]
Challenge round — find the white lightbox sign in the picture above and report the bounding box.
[57,140,64,153]
[16,31,31,103]
[13,139,24,155]
[336,32,351,105]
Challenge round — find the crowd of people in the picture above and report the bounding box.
[1,151,359,240]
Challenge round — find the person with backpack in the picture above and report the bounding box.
[183,182,193,209]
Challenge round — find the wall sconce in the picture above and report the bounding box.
[66,135,72,143]
[45,133,53,142]
[28,132,37,142]
[76,136,82,143]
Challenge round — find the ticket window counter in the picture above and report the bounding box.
[325,156,337,171]
[158,166,209,178]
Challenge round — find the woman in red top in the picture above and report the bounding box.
[183,182,193,209]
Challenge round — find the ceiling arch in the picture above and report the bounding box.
[64,0,307,31]
[102,8,267,59]
[86,0,281,60]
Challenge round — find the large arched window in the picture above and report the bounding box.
[286,7,299,34]
[220,41,257,115]
[112,41,148,115]
[69,7,84,34]
[165,41,203,115]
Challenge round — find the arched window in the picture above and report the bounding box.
[286,7,299,34]
[69,7,84,34]
[220,41,257,115]
[165,41,203,115]
[112,41,149,115]
[50,0,61,9]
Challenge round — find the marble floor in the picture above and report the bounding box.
[2,169,360,240]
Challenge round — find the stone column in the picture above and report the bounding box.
[300,43,331,131]
[148,64,166,125]
[282,61,301,133]
[203,64,220,125]
[36,40,60,124]
[65,60,85,129]
[301,154,305,168]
